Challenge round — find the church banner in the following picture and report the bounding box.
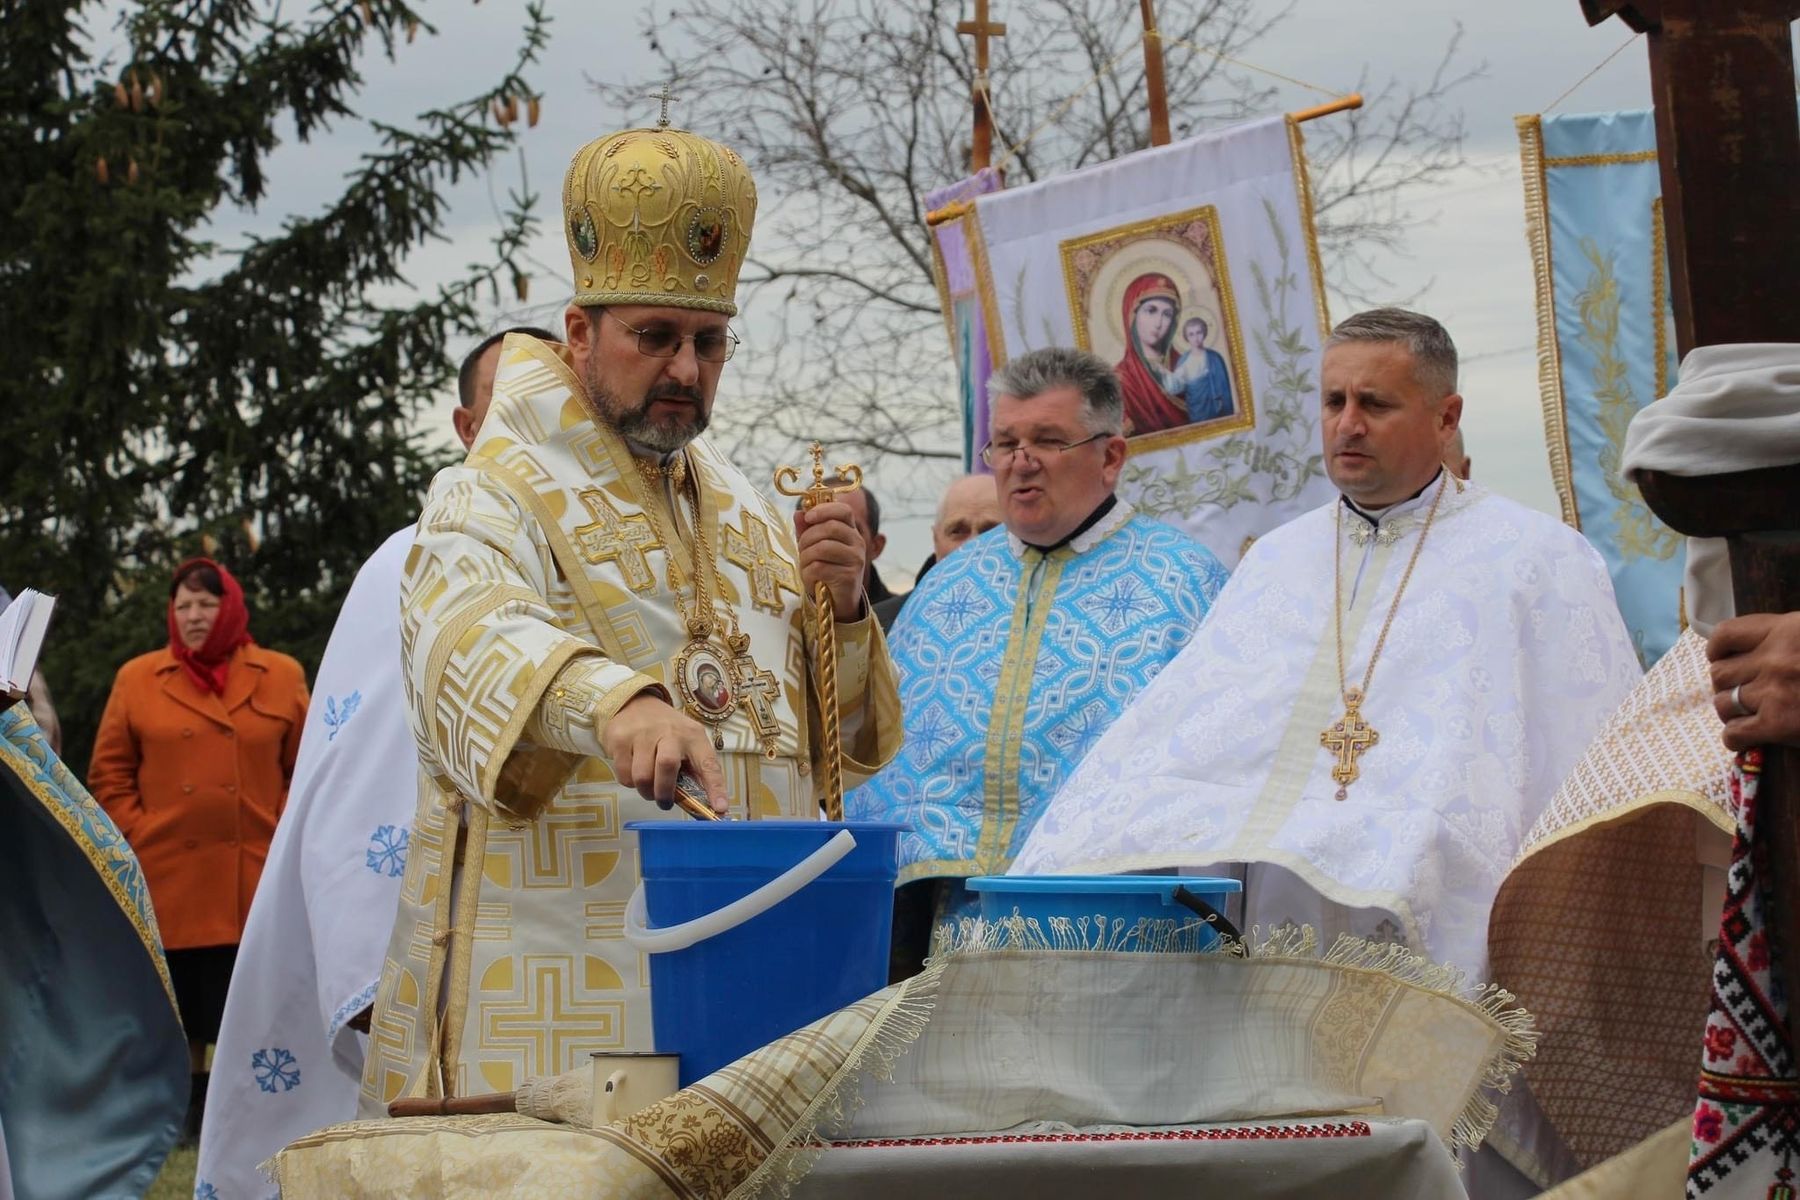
[1518,109,1682,664]
[925,168,1003,473]
[966,114,1335,568]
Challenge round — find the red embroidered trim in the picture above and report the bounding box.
[820,1122,1375,1150]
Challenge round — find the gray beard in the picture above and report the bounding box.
[583,369,709,454]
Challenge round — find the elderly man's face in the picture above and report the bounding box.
[989,386,1126,547]
[1321,341,1461,508]
[566,303,730,453]
[932,476,1003,561]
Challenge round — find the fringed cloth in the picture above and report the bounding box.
[1689,749,1800,1196]
[270,924,1533,1198]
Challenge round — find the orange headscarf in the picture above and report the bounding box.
[167,558,255,696]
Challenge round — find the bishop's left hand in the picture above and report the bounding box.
[794,500,866,623]
[1708,611,1800,750]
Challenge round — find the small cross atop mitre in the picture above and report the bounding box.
[646,81,681,129]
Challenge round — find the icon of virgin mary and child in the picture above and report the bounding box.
[1114,272,1235,437]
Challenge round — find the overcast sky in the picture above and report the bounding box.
[180,0,1683,576]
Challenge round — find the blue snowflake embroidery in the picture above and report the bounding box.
[194,1183,219,1200]
[365,825,409,878]
[1047,698,1115,762]
[322,690,363,741]
[926,579,988,637]
[1079,577,1158,634]
[251,1047,301,1093]
[908,704,958,761]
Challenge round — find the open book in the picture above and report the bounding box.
[0,589,56,694]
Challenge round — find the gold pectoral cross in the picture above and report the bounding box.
[1320,687,1379,802]
[773,441,863,822]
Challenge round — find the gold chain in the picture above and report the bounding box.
[633,454,717,638]
[1333,472,1449,702]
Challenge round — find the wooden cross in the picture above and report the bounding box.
[1583,0,1800,1052]
[722,512,802,614]
[572,488,659,593]
[955,0,1006,170]
[1320,689,1379,801]
[646,81,680,129]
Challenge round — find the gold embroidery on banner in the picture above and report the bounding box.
[1057,203,1257,455]
[1286,116,1333,339]
[1652,196,1671,400]
[1574,241,1680,564]
[572,488,659,593]
[721,511,801,614]
[967,208,1007,372]
[1543,148,1659,168]
[1516,114,1581,531]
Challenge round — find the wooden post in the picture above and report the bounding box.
[956,0,1006,171]
[1139,0,1172,147]
[1581,0,1800,1052]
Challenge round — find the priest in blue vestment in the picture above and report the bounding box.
[848,348,1229,970]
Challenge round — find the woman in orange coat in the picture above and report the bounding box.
[88,557,308,1141]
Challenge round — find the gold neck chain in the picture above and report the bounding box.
[632,452,717,640]
[1323,472,1450,801]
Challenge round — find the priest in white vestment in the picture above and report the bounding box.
[195,328,554,1199]
[1012,308,1642,1189]
[358,122,900,1112]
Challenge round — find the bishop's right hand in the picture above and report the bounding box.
[601,692,730,814]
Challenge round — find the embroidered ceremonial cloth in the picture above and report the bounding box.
[360,335,901,1111]
[275,934,1525,1199]
[1012,481,1643,985]
[1688,750,1800,1197]
[1488,629,1733,1173]
[198,526,419,1200]
[846,502,1228,884]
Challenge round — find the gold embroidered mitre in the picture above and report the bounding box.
[562,126,758,315]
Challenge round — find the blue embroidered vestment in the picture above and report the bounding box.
[848,502,1228,884]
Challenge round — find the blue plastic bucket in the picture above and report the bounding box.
[625,820,903,1085]
[965,875,1243,949]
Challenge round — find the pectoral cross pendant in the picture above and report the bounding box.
[1321,687,1379,802]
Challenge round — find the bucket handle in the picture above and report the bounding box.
[623,829,858,954]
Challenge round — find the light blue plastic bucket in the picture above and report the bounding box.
[624,820,904,1086]
[965,875,1242,949]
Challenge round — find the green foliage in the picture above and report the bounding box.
[0,0,548,769]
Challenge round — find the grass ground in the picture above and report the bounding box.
[148,1144,197,1199]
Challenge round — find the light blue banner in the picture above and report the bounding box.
[1521,109,1682,665]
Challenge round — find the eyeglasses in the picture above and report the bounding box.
[979,431,1109,467]
[602,310,739,362]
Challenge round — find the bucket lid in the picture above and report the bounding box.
[624,819,908,834]
[966,875,1242,895]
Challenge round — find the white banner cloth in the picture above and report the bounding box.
[972,114,1336,569]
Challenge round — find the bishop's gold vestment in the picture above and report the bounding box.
[360,335,900,1109]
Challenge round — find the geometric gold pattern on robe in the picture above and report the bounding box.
[572,487,658,593]
[722,511,801,614]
